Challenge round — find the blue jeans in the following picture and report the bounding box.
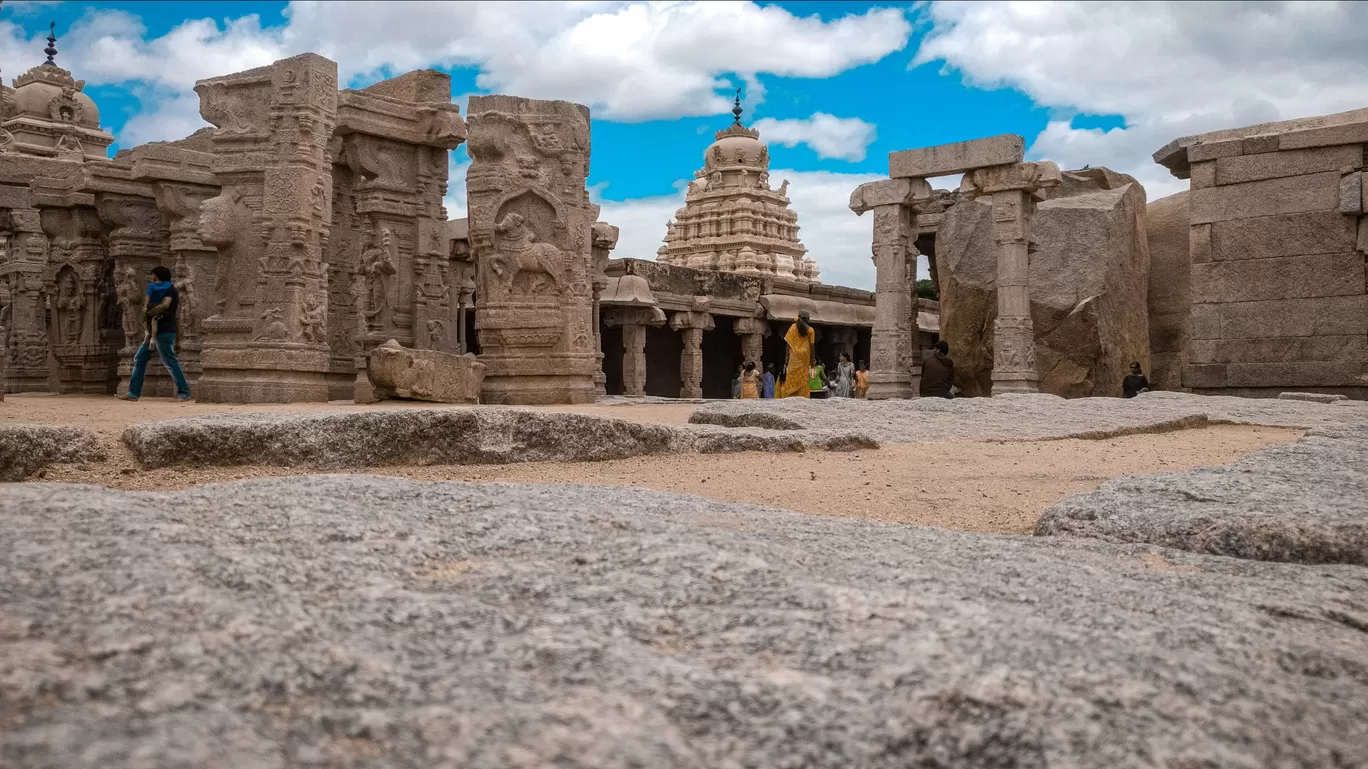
[129,332,190,399]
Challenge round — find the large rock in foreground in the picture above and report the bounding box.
[121,407,875,469]
[369,340,485,404]
[2,477,1366,768]
[936,167,1150,397]
[0,424,105,481]
[1037,423,1368,565]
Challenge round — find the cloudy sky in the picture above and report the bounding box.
[2,1,1365,289]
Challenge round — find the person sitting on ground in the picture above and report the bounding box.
[854,360,870,399]
[762,363,776,399]
[121,265,191,402]
[1122,361,1151,398]
[920,340,955,399]
[740,361,761,399]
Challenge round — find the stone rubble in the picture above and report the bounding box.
[367,340,485,404]
[120,407,875,470]
[0,423,105,481]
[2,477,1366,769]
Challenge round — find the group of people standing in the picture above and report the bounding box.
[731,311,872,401]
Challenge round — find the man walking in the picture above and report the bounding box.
[121,265,191,401]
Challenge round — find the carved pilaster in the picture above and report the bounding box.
[1,206,51,392]
[96,192,173,396]
[733,316,769,366]
[604,305,662,398]
[590,221,619,397]
[152,182,219,384]
[960,161,1060,395]
[39,205,117,393]
[670,298,714,399]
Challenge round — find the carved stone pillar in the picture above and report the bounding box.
[849,178,929,399]
[98,193,172,396]
[194,53,338,403]
[604,305,662,398]
[449,233,475,354]
[669,298,714,399]
[828,326,858,365]
[467,95,598,405]
[590,221,620,398]
[39,205,116,393]
[152,182,219,386]
[1,207,51,393]
[960,161,1061,395]
[733,316,769,365]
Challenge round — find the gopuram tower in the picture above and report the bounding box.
[656,92,819,283]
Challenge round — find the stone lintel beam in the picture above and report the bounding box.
[889,134,1024,179]
[336,91,467,150]
[849,177,932,215]
[129,144,218,188]
[959,161,1062,201]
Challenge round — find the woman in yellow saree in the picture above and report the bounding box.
[777,310,816,399]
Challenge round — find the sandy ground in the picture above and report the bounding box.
[4,394,1299,535]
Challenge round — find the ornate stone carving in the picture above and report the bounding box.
[361,226,397,327]
[54,267,84,345]
[300,296,326,343]
[115,266,143,342]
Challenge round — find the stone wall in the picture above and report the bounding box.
[1146,191,1191,392]
[1154,107,1368,398]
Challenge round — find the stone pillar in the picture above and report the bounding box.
[97,193,172,397]
[733,316,769,365]
[450,235,475,354]
[37,205,117,393]
[1,206,51,393]
[194,53,338,403]
[849,178,929,399]
[828,326,858,364]
[669,297,713,399]
[590,221,620,398]
[466,95,598,405]
[960,161,1060,395]
[151,182,219,386]
[603,305,661,398]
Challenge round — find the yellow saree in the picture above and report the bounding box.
[777,321,815,399]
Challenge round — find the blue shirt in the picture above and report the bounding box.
[762,372,775,398]
[145,281,180,334]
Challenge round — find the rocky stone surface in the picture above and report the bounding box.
[3,477,1367,768]
[690,390,1368,444]
[0,424,105,481]
[121,407,875,470]
[1278,391,1348,403]
[1145,190,1191,392]
[368,340,485,404]
[1037,423,1368,565]
[935,167,1150,397]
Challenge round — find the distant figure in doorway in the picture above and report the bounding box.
[762,363,777,399]
[777,310,816,398]
[920,340,955,399]
[833,352,855,398]
[732,364,743,399]
[740,361,761,399]
[121,265,191,402]
[854,360,870,399]
[1123,361,1151,398]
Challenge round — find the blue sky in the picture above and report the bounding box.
[3,1,1364,288]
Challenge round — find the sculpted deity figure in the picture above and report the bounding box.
[56,271,84,344]
[425,319,446,350]
[299,296,326,344]
[489,212,564,296]
[255,307,289,341]
[0,128,15,155]
[115,267,143,341]
[178,270,200,337]
[362,228,398,323]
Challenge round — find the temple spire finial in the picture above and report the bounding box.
[44,21,58,65]
[732,87,743,125]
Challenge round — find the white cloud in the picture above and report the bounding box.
[751,113,877,162]
[597,168,889,290]
[442,155,471,219]
[914,0,1368,197]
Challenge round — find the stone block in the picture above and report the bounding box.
[1210,210,1358,261]
[368,340,486,404]
[1189,335,1367,365]
[1278,391,1349,403]
[1190,171,1342,224]
[1226,361,1368,389]
[1215,145,1361,186]
[1184,363,1228,389]
[1278,120,1368,151]
[1191,252,1365,304]
[1190,222,1213,263]
[1189,161,1216,189]
[1188,304,1222,340]
[889,134,1024,179]
[1341,171,1364,214]
[1218,295,1368,339]
[1187,137,1244,163]
[848,177,931,212]
[1240,134,1280,155]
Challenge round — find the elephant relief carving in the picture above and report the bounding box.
[489,212,564,296]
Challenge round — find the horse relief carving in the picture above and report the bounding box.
[489,212,564,297]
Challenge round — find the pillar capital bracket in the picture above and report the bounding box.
[849,177,932,215]
[959,161,1061,200]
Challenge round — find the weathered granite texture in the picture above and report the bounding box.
[690,390,1368,443]
[3,477,1367,768]
[936,167,1150,397]
[0,423,105,481]
[1145,190,1191,392]
[120,408,875,469]
[368,340,485,404]
[1279,391,1348,403]
[1038,424,1368,565]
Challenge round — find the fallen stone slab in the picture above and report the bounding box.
[1036,423,1368,565]
[0,424,105,481]
[369,339,485,404]
[2,477,1366,768]
[1278,391,1348,403]
[121,407,875,470]
[690,390,1368,444]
